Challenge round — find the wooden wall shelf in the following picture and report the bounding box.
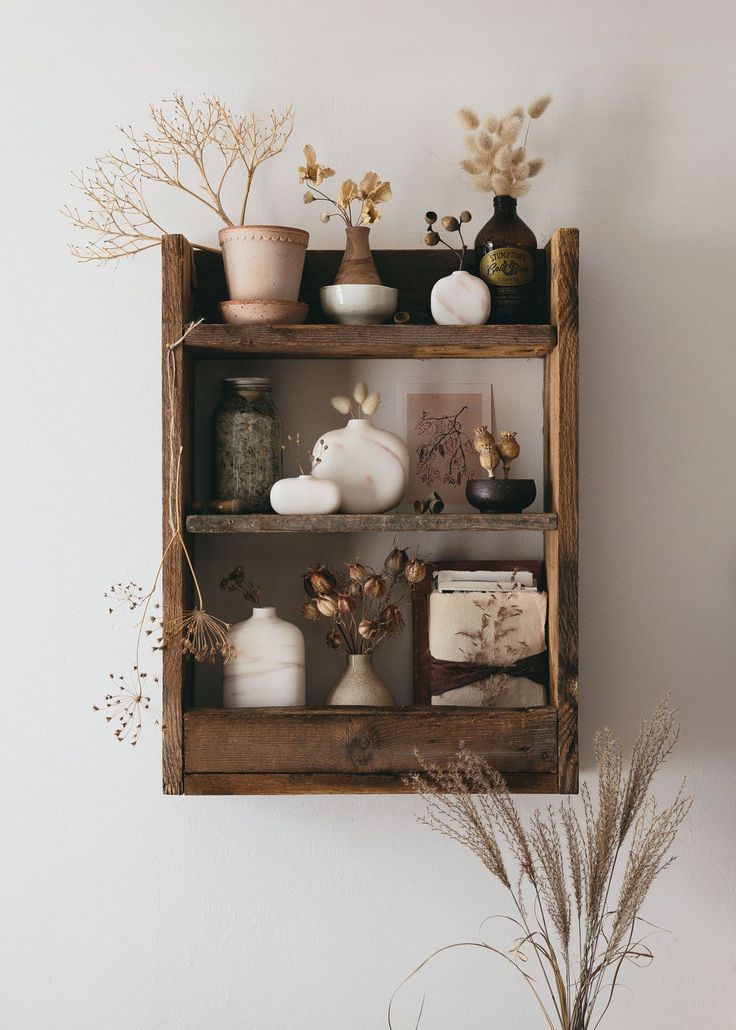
[186,512,558,534]
[161,232,579,796]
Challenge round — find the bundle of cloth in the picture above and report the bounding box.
[428,583,548,707]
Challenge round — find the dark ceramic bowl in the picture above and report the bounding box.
[466,478,537,514]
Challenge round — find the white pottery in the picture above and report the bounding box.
[223,607,305,708]
[312,418,409,514]
[320,284,398,325]
[270,474,341,515]
[219,225,309,302]
[430,270,491,326]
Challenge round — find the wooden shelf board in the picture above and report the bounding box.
[183,706,558,795]
[186,512,558,534]
[184,322,556,359]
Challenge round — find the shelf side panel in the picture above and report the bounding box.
[544,228,579,793]
[161,235,194,795]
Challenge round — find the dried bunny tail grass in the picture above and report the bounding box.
[507,105,525,120]
[461,158,482,176]
[474,175,495,193]
[493,144,513,171]
[498,115,523,144]
[477,131,496,152]
[465,132,482,154]
[457,107,480,130]
[528,94,553,119]
[511,146,527,165]
[483,114,499,134]
[474,153,496,174]
[509,181,531,198]
[513,161,531,180]
[331,395,352,415]
[353,381,368,404]
[491,172,513,195]
[527,158,545,177]
[361,393,381,415]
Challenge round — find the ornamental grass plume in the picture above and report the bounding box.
[458,94,552,198]
[392,698,692,1030]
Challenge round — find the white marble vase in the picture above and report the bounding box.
[311,418,409,514]
[270,474,341,515]
[430,270,491,326]
[223,607,305,707]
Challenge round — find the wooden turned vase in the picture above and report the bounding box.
[334,226,382,285]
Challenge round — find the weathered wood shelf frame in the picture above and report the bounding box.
[161,231,579,796]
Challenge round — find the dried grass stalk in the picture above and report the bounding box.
[458,94,552,197]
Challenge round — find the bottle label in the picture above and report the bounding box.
[479,247,534,287]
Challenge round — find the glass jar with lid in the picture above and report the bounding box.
[212,377,282,513]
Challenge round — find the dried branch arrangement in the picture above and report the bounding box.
[299,145,392,226]
[280,432,328,475]
[392,699,692,1030]
[423,210,472,269]
[96,321,234,743]
[459,94,552,197]
[330,381,381,420]
[301,548,427,655]
[63,94,294,262]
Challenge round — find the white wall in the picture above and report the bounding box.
[2,2,735,1027]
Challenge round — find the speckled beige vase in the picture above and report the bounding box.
[219,225,309,302]
[325,654,396,706]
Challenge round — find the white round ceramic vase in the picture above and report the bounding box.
[430,270,491,325]
[223,607,305,708]
[311,418,409,514]
[270,475,341,515]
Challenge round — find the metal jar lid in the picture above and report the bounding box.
[222,377,271,390]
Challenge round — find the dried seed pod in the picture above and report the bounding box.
[405,558,427,584]
[441,215,460,232]
[315,595,339,617]
[424,231,440,247]
[326,628,341,649]
[425,210,438,224]
[386,547,408,577]
[305,564,337,596]
[473,425,495,453]
[497,430,521,479]
[358,618,378,641]
[479,446,500,478]
[363,574,388,598]
[347,561,367,583]
[459,210,472,223]
[302,600,320,621]
[380,604,404,632]
[337,593,357,615]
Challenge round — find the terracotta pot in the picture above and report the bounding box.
[334,226,382,285]
[219,225,309,302]
[325,653,396,706]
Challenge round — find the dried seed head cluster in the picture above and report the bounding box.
[331,381,381,420]
[404,698,692,1030]
[64,94,295,262]
[220,565,263,607]
[94,671,159,746]
[165,609,235,664]
[281,432,327,475]
[301,547,427,655]
[459,95,551,197]
[300,145,392,226]
[423,209,472,269]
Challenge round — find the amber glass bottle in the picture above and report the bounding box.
[475,195,537,323]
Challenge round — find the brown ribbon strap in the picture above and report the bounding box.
[429,651,548,696]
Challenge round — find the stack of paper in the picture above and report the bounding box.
[434,569,537,593]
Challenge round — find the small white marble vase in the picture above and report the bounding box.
[270,474,341,515]
[223,607,305,708]
[312,418,409,514]
[430,270,491,326]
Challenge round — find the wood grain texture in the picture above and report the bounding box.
[544,229,579,793]
[161,235,194,795]
[186,513,557,534]
[183,771,559,795]
[184,707,557,775]
[412,561,544,705]
[183,322,555,359]
[191,246,551,326]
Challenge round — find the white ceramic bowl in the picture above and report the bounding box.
[320,284,398,325]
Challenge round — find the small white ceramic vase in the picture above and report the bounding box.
[312,418,409,514]
[219,225,309,302]
[430,270,491,326]
[270,474,341,515]
[223,607,305,708]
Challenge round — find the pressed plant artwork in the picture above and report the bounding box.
[458,94,552,197]
[391,699,692,1030]
[63,94,294,261]
[299,145,392,226]
[301,547,427,655]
